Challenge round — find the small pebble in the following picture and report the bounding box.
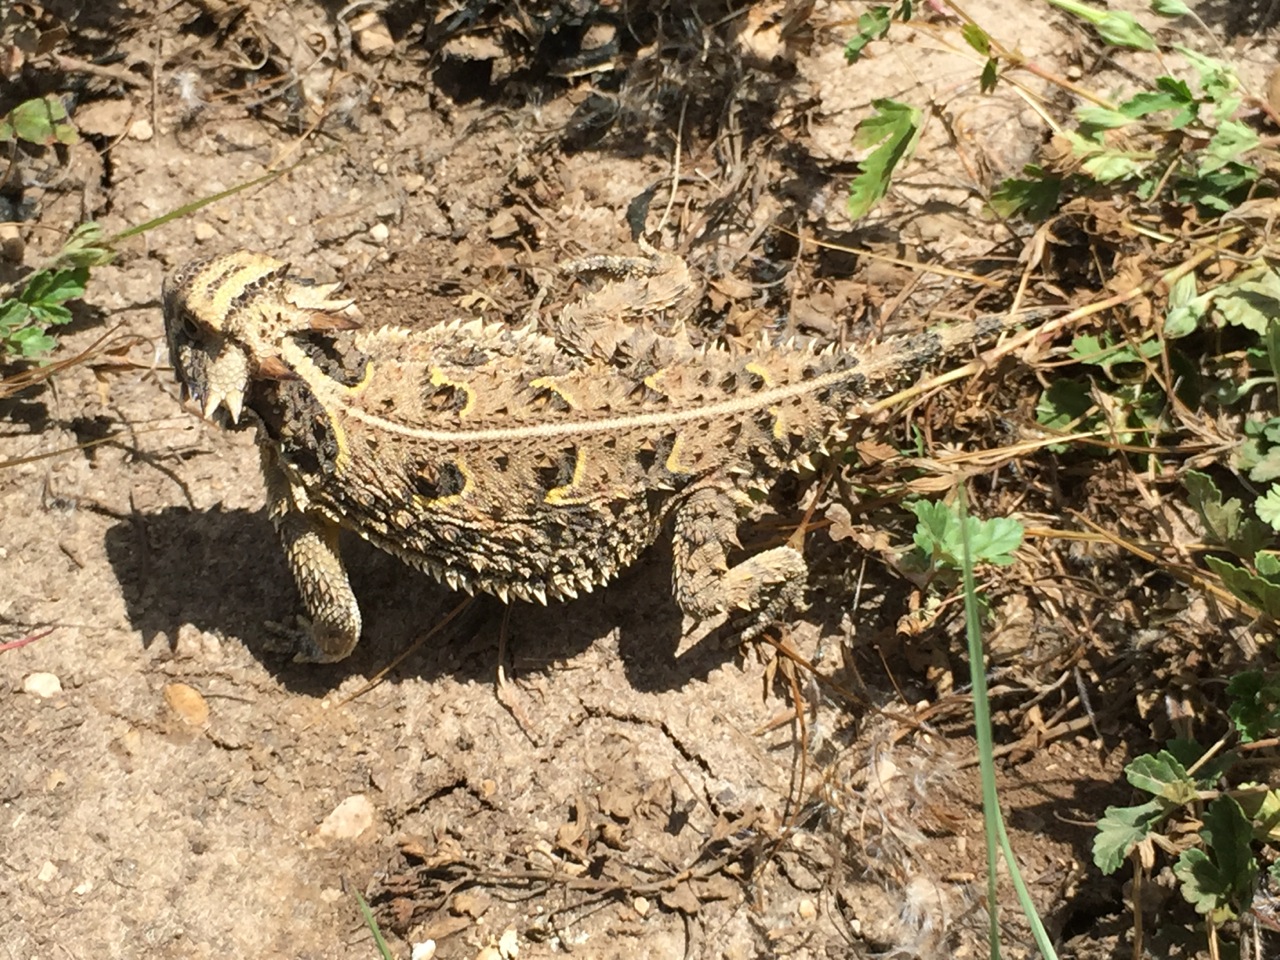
[474,949,501,960]
[164,682,209,726]
[127,118,153,141]
[314,794,375,841]
[23,672,62,698]
[632,896,650,916]
[498,928,519,959]
[411,943,437,960]
[797,897,817,921]
[369,222,390,243]
[194,222,217,242]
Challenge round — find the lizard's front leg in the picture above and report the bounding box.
[259,443,362,662]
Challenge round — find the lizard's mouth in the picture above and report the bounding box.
[171,337,252,427]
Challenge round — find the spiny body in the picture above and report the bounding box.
[163,250,1009,661]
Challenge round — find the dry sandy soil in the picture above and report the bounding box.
[3,1,1279,958]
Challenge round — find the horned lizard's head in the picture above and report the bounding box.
[162,251,360,425]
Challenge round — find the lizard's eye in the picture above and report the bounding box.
[178,310,202,340]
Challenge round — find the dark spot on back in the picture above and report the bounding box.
[422,377,470,413]
[534,446,579,493]
[412,460,468,500]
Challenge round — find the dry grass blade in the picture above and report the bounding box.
[0,323,140,401]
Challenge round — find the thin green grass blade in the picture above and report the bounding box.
[352,886,394,960]
[958,489,1059,959]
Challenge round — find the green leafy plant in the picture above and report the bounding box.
[0,95,79,146]
[0,223,114,359]
[1094,717,1280,923]
[843,3,910,64]
[906,499,1024,572]
[994,27,1259,216]
[847,99,921,219]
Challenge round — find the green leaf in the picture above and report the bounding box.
[1227,671,1280,742]
[1126,750,1198,804]
[1070,332,1162,376]
[979,57,998,93]
[1119,90,1190,120]
[1184,470,1273,557]
[1206,555,1280,619]
[1236,783,1280,842]
[6,96,78,146]
[1093,798,1166,874]
[1248,449,1280,484]
[1081,152,1145,183]
[1164,271,1207,338]
[1257,552,1280,577]
[966,516,1024,565]
[29,302,73,327]
[1258,487,1280,531]
[1175,849,1224,915]
[1202,120,1260,173]
[20,266,88,305]
[961,23,990,56]
[1152,0,1191,15]
[1035,378,1095,451]
[1047,0,1158,49]
[1076,105,1135,130]
[0,299,31,332]
[847,99,921,219]
[909,500,1023,569]
[989,171,1061,220]
[9,327,58,357]
[1173,796,1256,917]
[844,6,892,63]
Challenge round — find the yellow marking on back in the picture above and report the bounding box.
[344,359,376,396]
[529,376,579,409]
[768,405,786,440]
[428,366,476,416]
[665,434,696,474]
[745,361,775,387]
[643,369,667,393]
[545,448,590,505]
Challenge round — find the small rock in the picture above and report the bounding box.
[127,118,153,141]
[75,99,132,138]
[632,896,650,917]
[0,222,23,262]
[474,948,501,960]
[498,928,518,959]
[487,209,519,240]
[164,682,209,726]
[194,222,217,243]
[411,943,437,960]
[402,173,426,193]
[352,12,395,59]
[315,794,375,842]
[797,897,817,921]
[369,222,390,243]
[385,104,407,131]
[451,890,491,919]
[23,672,62,698]
[37,861,58,883]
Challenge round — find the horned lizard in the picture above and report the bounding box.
[163,249,1017,662]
